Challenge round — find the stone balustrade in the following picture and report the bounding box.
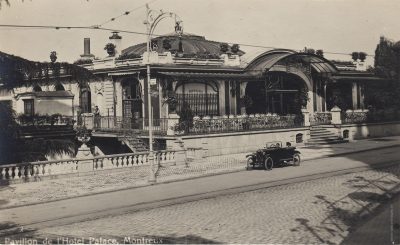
[0,159,79,183]
[0,150,182,184]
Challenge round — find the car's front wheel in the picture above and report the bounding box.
[264,157,273,170]
[293,153,301,166]
[246,158,253,170]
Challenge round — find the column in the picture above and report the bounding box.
[239,81,248,115]
[359,83,365,110]
[352,82,358,110]
[114,79,123,117]
[323,81,327,112]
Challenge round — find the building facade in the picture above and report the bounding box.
[0,32,389,155]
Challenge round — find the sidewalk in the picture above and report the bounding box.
[0,136,399,210]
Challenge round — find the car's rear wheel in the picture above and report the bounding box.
[246,158,253,170]
[293,153,301,166]
[264,157,273,170]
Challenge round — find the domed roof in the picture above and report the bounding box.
[121,32,244,58]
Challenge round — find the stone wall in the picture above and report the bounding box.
[340,121,400,140]
[166,127,310,157]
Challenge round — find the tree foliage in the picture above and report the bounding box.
[0,51,94,89]
[365,36,400,109]
[0,103,75,164]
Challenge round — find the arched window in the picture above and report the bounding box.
[55,83,65,91]
[296,133,303,143]
[33,84,42,92]
[79,85,91,113]
[343,130,349,139]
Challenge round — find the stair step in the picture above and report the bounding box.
[310,135,337,139]
[305,139,349,146]
[310,133,337,137]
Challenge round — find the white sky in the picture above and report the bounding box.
[1,0,399,66]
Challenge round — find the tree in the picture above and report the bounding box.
[365,36,400,110]
[0,102,75,164]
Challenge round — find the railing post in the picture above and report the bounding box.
[301,109,310,127]
[330,106,342,125]
[173,137,188,166]
[167,113,180,136]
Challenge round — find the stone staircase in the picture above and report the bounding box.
[307,126,348,145]
[117,131,149,153]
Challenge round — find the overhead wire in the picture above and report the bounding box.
[95,0,158,27]
[0,24,374,57]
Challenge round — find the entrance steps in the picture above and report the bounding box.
[306,126,348,146]
[117,131,149,153]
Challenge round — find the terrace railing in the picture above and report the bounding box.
[310,112,332,126]
[175,114,304,135]
[342,109,400,124]
[81,116,169,135]
[16,114,75,126]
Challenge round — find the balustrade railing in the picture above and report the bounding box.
[0,158,79,182]
[310,112,332,125]
[0,150,177,183]
[175,114,304,135]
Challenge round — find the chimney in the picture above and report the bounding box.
[109,32,122,57]
[80,38,95,58]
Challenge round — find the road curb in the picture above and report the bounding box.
[0,143,399,211]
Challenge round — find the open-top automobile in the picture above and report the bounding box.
[246,141,301,170]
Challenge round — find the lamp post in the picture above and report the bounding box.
[144,4,183,183]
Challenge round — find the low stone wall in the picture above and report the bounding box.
[340,121,400,140]
[167,127,310,157]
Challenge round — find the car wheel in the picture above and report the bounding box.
[293,153,301,166]
[264,157,273,170]
[246,158,253,170]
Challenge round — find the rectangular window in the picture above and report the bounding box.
[23,99,34,116]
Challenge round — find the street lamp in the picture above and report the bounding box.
[144,4,183,183]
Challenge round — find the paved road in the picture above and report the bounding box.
[0,147,400,242]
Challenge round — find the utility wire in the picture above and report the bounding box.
[0,24,373,57]
[95,0,158,27]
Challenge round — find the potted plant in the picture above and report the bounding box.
[162,39,172,51]
[220,43,229,53]
[163,93,178,113]
[76,125,91,145]
[231,44,240,54]
[104,43,116,56]
[50,51,57,63]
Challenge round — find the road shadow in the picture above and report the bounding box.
[290,169,400,244]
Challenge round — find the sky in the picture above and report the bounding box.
[0,0,400,66]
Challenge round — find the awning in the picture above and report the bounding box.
[16,91,74,98]
[158,71,254,79]
[331,75,389,82]
[244,50,338,75]
[108,71,139,76]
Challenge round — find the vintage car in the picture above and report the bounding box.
[246,141,301,170]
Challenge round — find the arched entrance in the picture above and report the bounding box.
[122,77,143,119]
[245,72,308,115]
[79,83,91,113]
